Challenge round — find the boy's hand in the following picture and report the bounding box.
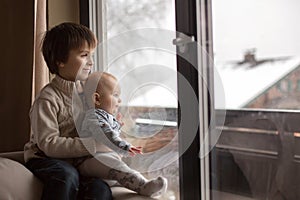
[116,112,124,126]
[129,146,143,156]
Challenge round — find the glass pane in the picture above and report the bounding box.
[101,0,179,199]
[213,0,300,110]
[212,1,300,200]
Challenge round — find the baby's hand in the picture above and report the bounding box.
[116,112,124,126]
[129,146,143,156]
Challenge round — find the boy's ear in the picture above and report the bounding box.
[92,92,101,106]
[57,61,64,68]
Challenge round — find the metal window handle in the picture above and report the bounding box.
[173,34,195,53]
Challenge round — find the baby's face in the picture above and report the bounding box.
[98,77,121,115]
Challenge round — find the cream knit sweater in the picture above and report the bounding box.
[24,75,110,163]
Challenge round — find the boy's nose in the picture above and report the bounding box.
[87,55,94,66]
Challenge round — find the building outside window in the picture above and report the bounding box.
[212,0,300,199]
[86,0,300,199]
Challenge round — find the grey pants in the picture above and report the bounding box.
[78,152,147,190]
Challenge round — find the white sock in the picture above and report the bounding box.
[138,176,168,198]
[108,169,168,197]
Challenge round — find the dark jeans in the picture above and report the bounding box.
[25,158,112,200]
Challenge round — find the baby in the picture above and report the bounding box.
[80,71,168,197]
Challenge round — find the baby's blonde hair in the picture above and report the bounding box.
[83,71,117,108]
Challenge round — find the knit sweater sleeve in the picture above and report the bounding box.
[30,98,97,158]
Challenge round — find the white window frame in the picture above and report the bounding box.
[89,0,106,72]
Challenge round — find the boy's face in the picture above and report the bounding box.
[58,41,94,81]
[97,77,121,115]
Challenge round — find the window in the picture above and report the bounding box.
[212,0,300,199]
[87,0,181,199]
[80,0,300,199]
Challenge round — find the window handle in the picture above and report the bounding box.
[172,33,195,53]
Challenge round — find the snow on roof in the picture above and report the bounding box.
[127,84,178,108]
[214,56,300,109]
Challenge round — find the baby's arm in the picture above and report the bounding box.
[101,122,143,156]
[104,127,143,156]
[83,110,142,156]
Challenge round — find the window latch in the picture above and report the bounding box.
[172,33,195,53]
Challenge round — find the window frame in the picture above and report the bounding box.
[80,1,215,199]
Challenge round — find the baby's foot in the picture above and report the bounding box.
[138,176,168,198]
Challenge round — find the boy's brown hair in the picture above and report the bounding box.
[42,22,97,75]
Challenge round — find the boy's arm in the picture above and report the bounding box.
[31,99,98,158]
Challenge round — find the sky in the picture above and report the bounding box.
[212,0,300,109]
[103,0,300,109]
[212,0,300,63]
[105,0,177,107]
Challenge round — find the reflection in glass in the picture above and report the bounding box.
[102,1,179,199]
[212,1,300,200]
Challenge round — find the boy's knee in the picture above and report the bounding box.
[54,163,80,188]
[64,168,79,186]
[82,178,113,200]
[95,179,112,199]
